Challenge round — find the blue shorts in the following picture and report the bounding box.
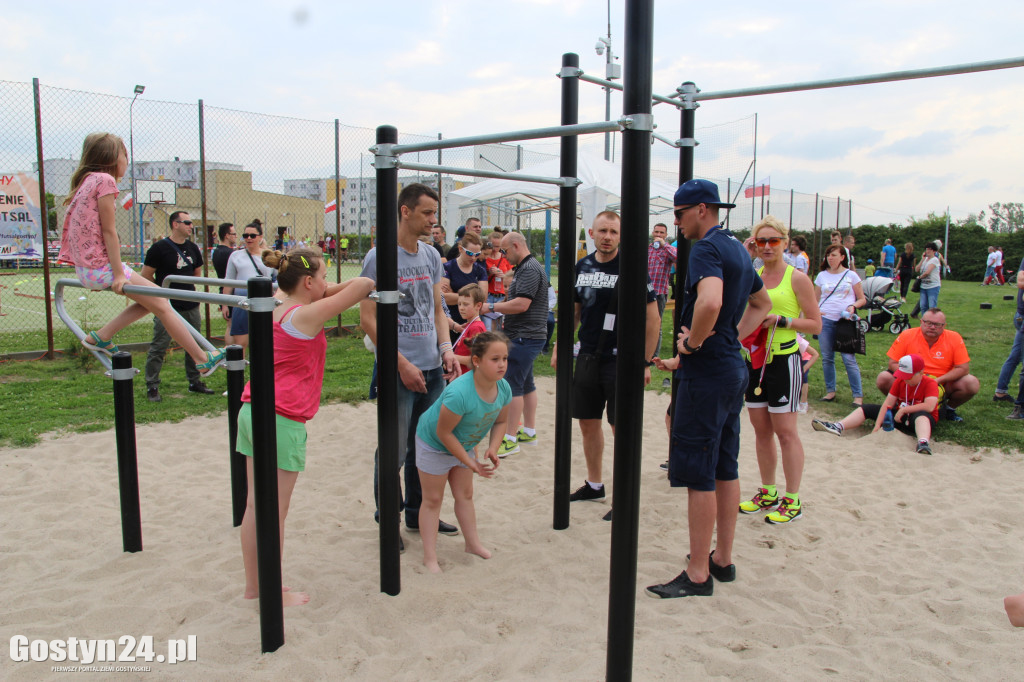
[668,364,747,491]
[229,306,249,336]
[504,337,545,397]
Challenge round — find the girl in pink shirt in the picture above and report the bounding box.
[59,132,224,374]
[237,247,374,607]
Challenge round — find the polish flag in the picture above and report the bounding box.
[325,199,337,214]
[744,177,770,199]
[121,193,134,210]
[741,325,769,369]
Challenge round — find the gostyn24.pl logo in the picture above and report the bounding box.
[10,635,197,665]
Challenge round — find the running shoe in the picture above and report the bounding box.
[739,487,779,514]
[812,419,843,437]
[646,571,713,598]
[765,496,802,524]
[82,331,119,356]
[569,482,605,502]
[197,348,227,377]
[496,438,520,458]
[516,429,538,446]
[916,440,932,455]
[1007,406,1024,420]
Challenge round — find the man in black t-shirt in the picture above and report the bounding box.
[211,222,237,345]
[551,211,660,512]
[141,211,213,401]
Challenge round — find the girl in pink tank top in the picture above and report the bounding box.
[238,246,374,607]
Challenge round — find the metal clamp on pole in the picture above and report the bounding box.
[371,142,398,169]
[677,138,699,148]
[244,296,281,313]
[620,113,655,131]
[110,351,143,553]
[372,290,401,304]
[559,66,583,78]
[677,81,701,109]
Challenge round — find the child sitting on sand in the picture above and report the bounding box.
[58,132,224,374]
[238,247,374,606]
[452,283,488,375]
[812,353,938,455]
[415,331,511,573]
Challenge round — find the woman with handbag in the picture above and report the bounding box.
[814,244,866,404]
[738,217,821,524]
[895,242,915,302]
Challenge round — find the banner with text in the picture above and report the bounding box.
[0,173,45,258]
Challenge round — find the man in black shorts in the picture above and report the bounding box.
[647,180,770,599]
[551,210,660,515]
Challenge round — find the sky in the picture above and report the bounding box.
[4,0,1023,228]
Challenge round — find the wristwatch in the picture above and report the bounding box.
[682,337,701,354]
[645,355,658,367]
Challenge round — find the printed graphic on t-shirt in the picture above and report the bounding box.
[397,263,437,337]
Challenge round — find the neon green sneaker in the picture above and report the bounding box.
[739,487,778,514]
[765,496,802,525]
[516,429,538,446]
[496,438,520,458]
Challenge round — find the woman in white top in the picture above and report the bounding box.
[225,222,278,353]
[814,243,867,403]
[916,242,942,312]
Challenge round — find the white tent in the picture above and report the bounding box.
[444,153,680,251]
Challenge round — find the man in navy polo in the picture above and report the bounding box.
[647,180,771,599]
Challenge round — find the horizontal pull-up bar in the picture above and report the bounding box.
[386,120,624,155]
[688,55,1024,102]
[121,284,250,309]
[396,160,580,187]
[576,71,684,109]
[162,274,248,289]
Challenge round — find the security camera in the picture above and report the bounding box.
[595,40,605,56]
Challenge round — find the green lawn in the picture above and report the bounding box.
[0,279,1020,451]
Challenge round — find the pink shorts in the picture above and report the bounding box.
[75,263,135,291]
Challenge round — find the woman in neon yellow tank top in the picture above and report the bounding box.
[739,217,821,525]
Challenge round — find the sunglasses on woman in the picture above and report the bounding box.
[243,233,260,239]
[463,248,481,257]
[755,237,783,247]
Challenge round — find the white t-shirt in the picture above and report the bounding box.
[994,250,1004,267]
[987,251,998,267]
[814,268,861,321]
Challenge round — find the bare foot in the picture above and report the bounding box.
[282,591,310,607]
[424,559,442,574]
[465,544,491,560]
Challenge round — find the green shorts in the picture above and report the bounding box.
[236,402,307,472]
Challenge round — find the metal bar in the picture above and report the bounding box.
[695,56,1024,101]
[53,279,113,370]
[120,283,247,309]
[226,344,247,527]
[32,78,55,359]
[199,99,210,340]
[553,53,579,532]
[247,276,284,653]
[111,351,142,553]
[396,161,578,187]
[390,120,622,155]
[607,1,654,678]
[375,125,402,596]
[652,132,680,148]
[162,275,248,289]
[579,72,683,108]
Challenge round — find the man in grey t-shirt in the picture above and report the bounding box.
[360,183,459,541]
[480,231,549,457]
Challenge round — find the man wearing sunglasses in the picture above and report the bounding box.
[141,211,214,400]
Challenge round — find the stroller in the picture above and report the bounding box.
[858,276,910,334]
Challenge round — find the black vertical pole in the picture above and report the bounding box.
[226,344,246,527]
[247,276,284,652]
[375,126,402,595]
[607,1,654,679]
[553,53,579,531]
[32,78,55,359]
[111,351,142,553]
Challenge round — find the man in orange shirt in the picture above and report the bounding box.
[875,307,979,421]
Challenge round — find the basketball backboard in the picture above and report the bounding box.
[136,180,176,205]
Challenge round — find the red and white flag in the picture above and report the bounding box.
[121,193,134,210]
[744,177,770,199]
[325,199,337,214]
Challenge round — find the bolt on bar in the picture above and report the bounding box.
[396,160,580,187]
[389,119,624,155]
[688,56,1024,102]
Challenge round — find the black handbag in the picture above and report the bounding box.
[833,318,866,355]
[911,277,922,293]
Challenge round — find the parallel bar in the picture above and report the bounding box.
[121,283,246,308]
[375,126,402,596]
[391,120,622,155]
[248,276,284,653]
[226,344,247,527]
[606,0,655,678]
[162,275,248,289]
[694,56,1024,101]
[396,161,577,187]
[553,53,578,532]
[111,351,142,553]
[32,78,55,359]
[53,279,113,370]
[578,72,683,108]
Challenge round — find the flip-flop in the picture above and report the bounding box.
[819,395,836,402]
[82,331,119,356]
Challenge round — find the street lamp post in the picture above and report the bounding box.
[595,5,620,161]
[129,84,145,263]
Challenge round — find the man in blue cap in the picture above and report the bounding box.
[647,179,771,599]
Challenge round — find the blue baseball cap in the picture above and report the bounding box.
[673,179,736,209]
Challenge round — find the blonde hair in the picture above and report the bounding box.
[752,215,789,240]
[261,247,322,292]
[64,133,127,206]
[460,231,483,249]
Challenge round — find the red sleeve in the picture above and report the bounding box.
[922,377,940,402]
